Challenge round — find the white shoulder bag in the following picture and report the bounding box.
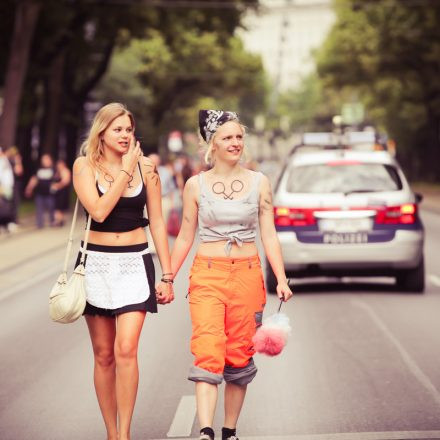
[49,196,92,324]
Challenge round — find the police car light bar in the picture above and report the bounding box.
[302,132,339,145]
[344,131,376,144]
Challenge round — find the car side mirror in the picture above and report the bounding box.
[415,192,423,204]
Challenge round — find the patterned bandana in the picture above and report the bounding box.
[199,110,239,143]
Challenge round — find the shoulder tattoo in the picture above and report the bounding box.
[144,162,159,186]
[262,193,273,211]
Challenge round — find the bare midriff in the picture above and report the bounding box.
[197,241,258,258]
[88,227,148,246]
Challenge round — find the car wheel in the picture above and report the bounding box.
[265,262,277,294]
[395,256,425,293]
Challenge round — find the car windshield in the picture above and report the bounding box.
[286,163,403,194]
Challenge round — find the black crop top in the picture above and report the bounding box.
[89,165,149,233]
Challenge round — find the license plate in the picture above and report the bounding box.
[323,232,368,244]
[319,218,372,232]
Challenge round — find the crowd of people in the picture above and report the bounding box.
[0,145,23,232]
[0,143,198,235]
[0,147,73,232]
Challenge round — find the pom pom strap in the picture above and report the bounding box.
[252,298,292,357]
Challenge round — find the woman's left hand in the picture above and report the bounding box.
[155,281,174,304]
[276,279,293,302]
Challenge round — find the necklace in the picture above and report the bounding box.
[104,171,133,188]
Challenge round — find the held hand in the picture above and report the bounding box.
[122,136,142,175]
[276,279,293,302]
[155,281,174,305]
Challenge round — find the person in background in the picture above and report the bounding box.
[147,153,177,252]
[5,146,23,230]
[0,147,15,231]
[52,159,72,227]
[72,102,173,440]
[170,110,293,440]
[175,154,194,195]
[148,153,176,222]
[25,153,56,228]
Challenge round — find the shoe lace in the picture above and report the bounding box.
[227,437,239,440]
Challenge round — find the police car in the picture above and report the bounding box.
[267,131,425,292]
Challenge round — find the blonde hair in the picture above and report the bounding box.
[80,102,135,171]
[203,121,248,166]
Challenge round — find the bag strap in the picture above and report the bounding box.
[61,170,97,274]
[79,200,93,266]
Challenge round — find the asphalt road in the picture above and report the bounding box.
[0,210,439,440]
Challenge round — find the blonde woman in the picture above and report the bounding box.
[72,102,174,440]
[171,110,293,440]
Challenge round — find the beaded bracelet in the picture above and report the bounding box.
[160,278,174,284]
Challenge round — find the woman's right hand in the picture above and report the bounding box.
[155,281,175,305]
[122,136,142,175]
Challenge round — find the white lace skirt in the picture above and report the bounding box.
[75,242,157,316]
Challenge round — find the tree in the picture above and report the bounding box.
[94,3,265,153]
[316,0,440,180]
[0,0,41,148]
[13,0,158,167]
[0,0,260,170]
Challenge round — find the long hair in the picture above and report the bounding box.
[80,103,135,171]
[203,121,248,167]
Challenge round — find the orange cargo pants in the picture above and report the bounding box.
[187,254,266,385]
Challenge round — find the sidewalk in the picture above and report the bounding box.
[0,212,85,298]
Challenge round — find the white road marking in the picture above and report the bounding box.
[154,430,440,440]
[428,274,440,287]
[167,395,197,438]
[352,298,440,408]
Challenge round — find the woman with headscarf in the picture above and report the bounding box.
[170,110,293,440]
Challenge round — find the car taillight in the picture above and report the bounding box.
[375,204,417,224]
[274,207,316,226]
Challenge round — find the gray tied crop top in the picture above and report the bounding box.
[198,171,263,255]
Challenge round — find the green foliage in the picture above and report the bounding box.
[0,0,263,162]
[316,0,440,180]
[95,26,266,152]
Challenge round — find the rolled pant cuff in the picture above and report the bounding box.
[188,365,223,384]
[223,358,258,385]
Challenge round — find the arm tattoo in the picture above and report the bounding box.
[144,163,159,186]
[262,193,273,211]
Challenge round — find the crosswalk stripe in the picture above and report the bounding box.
[428,274,440,287]
[167,395,197,438]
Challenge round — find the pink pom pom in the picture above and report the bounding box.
[252,326,287,356]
